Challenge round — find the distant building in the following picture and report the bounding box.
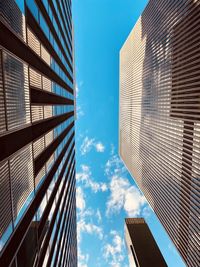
[0,0,76,266]
[119,0,200,266]
[125,218,167,267]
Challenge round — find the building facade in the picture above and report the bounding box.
[119,0,200,266]
[125,218,167,267]
[0,0,77,266]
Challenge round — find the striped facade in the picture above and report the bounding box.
[0,0,77,266]
[119,0,200,266]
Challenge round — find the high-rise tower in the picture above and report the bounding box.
[125,218,167,267]
[0,0,77,266]
[119,0,200,266]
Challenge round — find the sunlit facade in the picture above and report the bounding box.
[119,1,200,266]
[0,0,77,266]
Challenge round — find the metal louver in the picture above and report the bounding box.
[29,68,42,89]
[31,105,44,123]
[27,27,41,57]
[0,51,6,134]
[0,161,12,238]
[33,136,45,159]
[3,52,30,130]
[10,145,34,219]
[0,0,26,41]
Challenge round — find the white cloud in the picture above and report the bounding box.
[77,105,84,119]
[76,84,79,98]
[104,153,147,217]
[141,205,152,219]
[103,230,125,267]
[95,142,105,152]
[78,247,89,267]
[77,220,103,243]
[76,187,86,211]
[75,80,83,98]
[110,144,115,155]
[105,154,126,177]
[80,137,105,155]
[96,209,102,223]
[80,137,95,155]
[106,175,146,217]
[76,165,108,193]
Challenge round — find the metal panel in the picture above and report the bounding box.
[44,105,53,119]
[46,153,55,173]
[3,52,31,130]
[0,0,26,41]
[27,27,41,57]
[0,111,74,162]
[35,166,46,188]
[42,76,52,92]
[31,105,44,123]
[29,68,42,89]
[0,51,6,134]
[41,45,51,66]
[0,161,12,238]
[45,130,54,147]
[0,18,73,94]
[33,136,45,159]
[10,145,34,219]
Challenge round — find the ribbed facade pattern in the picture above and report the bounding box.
[119,1,200,266]
[0,0,77,266]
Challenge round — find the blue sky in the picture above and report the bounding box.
[73,1,186,266]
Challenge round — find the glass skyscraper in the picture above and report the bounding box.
[119,0,200,266]
[0,0,77,266]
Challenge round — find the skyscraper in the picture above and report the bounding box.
[125,218,167,267]
[119,0,200,266]
[0,0,77,266]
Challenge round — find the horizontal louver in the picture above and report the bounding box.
[42,76,52,92]
[44,105,53,119]
[31,105,44,122]
[27,27,41,57]
[46,153,55,173]
[35,166,46,188]
[0,161,12,238]
[3,52,30,130]
[0,0,26,41]
[45,130,54,147]
[41,45,51,66]
[10,145,34,220]
[33,136,45,159]
[0,51,6,134]
[29,68,42,89]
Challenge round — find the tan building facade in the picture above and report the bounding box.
[119,0,200,266]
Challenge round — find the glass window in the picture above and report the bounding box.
[16,216,38,267]
[26,0,39,22]
[15,0,25,13]
[0,223,13,253]
[40,14,49,39]
[42,0,48,11]
[37,194,47,221]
